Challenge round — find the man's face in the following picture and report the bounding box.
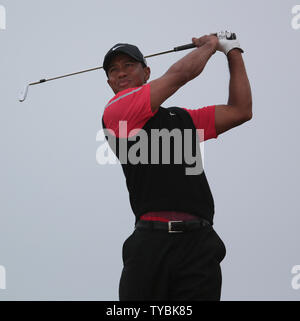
[106,52,150,94]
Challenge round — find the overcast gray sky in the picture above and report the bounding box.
[0,0,300,300]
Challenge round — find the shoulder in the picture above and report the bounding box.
[182,106,218,140]
[102,84,158,138]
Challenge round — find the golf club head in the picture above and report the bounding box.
[19,84,29,102]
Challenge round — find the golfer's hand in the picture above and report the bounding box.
[214,31,244,55]
[192,35,218,53]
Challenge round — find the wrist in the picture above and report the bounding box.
[205,40,218,55]
[227,48,243,59]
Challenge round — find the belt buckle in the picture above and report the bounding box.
[168,220,184,233]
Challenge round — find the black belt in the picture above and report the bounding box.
[135,218,211,233]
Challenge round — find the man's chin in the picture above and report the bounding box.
[116,84,135,93]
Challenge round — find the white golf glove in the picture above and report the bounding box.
[216,31,244,55]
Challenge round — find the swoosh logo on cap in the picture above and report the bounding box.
[112,45,124,51]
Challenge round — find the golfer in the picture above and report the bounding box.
[101,31,252,301]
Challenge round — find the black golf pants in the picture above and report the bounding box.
[119,224,226,301]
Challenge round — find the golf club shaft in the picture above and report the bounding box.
[29,66,103,86]
[28,33,236,86]
[28,43,197,86]
[19,32,236,102]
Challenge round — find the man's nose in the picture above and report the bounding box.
[117,68,127,78]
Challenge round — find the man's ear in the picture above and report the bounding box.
[144,66,151,83]
[107,78,117,94]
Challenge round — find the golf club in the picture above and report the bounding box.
[18,32,236,102]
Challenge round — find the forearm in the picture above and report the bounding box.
[166,41,216,85]
[227,49,252,117]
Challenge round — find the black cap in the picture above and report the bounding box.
[103,43,147,76]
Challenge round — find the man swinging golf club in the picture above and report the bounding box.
[101,31,252,301]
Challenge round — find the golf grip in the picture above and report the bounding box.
[173,32,237,52]
[174,43,196,52]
